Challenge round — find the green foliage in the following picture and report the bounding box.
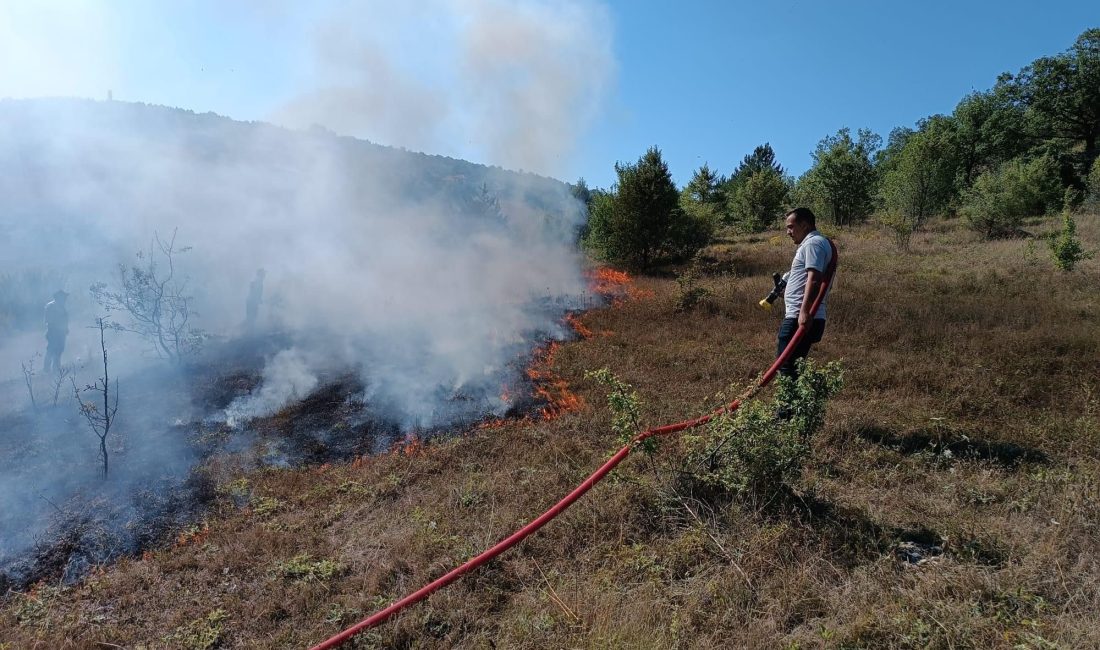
[951,90,1029,186]
[961,156,1063,238]
[674,257,711,312]
[164,609,229,650]
[877,211,915,251]
[250,495,283,518]
[585,367,655,453]
[729,168,789,232]
[873,126,915,177]
[1048,210,1092,271]
[683,163,726,206]
[878,119,959,229]
[727,143,785,194]
[800,128,880,226]
[1089,157,1100,203]
[584,147,712,269]
[1007,28,1100,174]
[684,359,843,496]
[273,553,344,583]
[11,586,62,628]
[680,164,727,235]
[569,177,592,208]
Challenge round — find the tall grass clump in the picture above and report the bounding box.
[684,359,844,497]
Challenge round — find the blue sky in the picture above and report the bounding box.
[1,1,1097,187]
[592,0,1099,187]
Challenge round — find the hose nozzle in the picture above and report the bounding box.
[758,272,787,310]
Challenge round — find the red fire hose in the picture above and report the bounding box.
[309,241,837,650]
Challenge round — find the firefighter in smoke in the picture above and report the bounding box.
[244,268,265,332]
[43,290,70,373]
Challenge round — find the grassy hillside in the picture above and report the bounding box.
[3,214,1098,648]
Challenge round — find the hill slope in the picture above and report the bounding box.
[3,215,1098,648]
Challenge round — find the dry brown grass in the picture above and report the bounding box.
[3,213,1099,649]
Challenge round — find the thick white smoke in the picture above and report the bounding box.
[0,100,588,427]
[224,349,320,428]
[0,0,615,583]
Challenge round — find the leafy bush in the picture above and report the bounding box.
[684,359,844,497]
[585,367,655,453]
[800,128,880,226]
[583,147,712,269]
[960,156,1063,238]
[878,122,958,231]
[1048,210,1092,271]
[728,168,789,232]
[1088,157,1100,204]
[272,553,343,582]
[674,257,712,312]
[164,609,229,650]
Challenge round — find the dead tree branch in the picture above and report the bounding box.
[72,318,119,477]
[90,228,205,364]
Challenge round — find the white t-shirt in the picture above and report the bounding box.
[783,231,832,320]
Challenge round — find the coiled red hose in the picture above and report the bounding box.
[309,241,837,650]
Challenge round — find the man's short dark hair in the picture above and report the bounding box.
[786,207,817,229]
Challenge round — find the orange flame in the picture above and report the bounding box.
[565,312,592,339]
[586,267,632,295]
[175,524,210,548]
[525,341,584,420]
[585,266,653,305]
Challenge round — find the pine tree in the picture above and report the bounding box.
[585,147,711,269]
[728,143,785,191]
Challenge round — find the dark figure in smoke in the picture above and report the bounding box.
[244,268,265,332]
[43,290,69,373]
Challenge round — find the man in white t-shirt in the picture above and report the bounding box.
[777,208,833,379]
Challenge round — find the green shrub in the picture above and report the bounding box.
[164,609,229,650]
[583,147,712,269]
[960,156,1063,238]
[585,367,654,453]
[1088,157,1100,204]
[272,553,343,583]
[684,359,844,497]
[674,257,712,312]
[877,210,915,251]
[728,168,789,233]
[1048,210,1092,272]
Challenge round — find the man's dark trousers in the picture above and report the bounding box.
[776,317,826,379]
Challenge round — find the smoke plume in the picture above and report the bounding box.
[0,0,615,585]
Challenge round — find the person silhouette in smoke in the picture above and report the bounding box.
[43,290,69,373]
[244,268,265,332]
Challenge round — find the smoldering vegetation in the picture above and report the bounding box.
[0,97,592,589]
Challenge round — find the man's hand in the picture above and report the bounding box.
[798,311,811,328]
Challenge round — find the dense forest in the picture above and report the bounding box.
[583,28,1099,266]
